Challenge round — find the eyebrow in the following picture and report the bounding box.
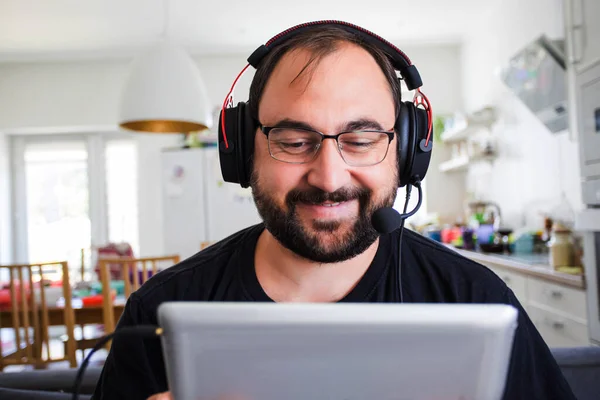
[268,118,387,132]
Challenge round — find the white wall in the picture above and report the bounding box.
[461,0,582,229]
[0,132,11,264]
[0,45,463,257]
[397,45,465,224]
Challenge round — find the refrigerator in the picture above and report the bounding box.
[162,146,262,261]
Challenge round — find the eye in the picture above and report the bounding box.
[340,132,385,152]
[268,128,320,154]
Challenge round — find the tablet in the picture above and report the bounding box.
[157,302,518,400]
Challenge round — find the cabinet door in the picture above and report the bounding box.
[485,266,528,305]
[527,278,588,321]
[566,0,600,73]
[527,304,589,347]
[577,62,600,203]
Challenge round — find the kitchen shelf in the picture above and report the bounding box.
[439,155,470,172]
[439,106,497,143]
[439,153,496,173]
[440,123,489,143]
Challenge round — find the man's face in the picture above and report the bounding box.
[252,43,398,263]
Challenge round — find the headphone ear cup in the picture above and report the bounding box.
[410,106,433,184]
[396,102,432,187]
[218,105,242,185]
[395,102,415,187]
[218,101,257,188]
[239,102,256,188]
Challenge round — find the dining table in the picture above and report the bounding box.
[0,296,127,367]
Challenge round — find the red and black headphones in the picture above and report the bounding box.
[218,20,433,189]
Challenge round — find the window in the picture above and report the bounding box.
[23,140,91,274]
[11,133,139,281]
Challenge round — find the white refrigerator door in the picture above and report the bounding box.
[162,148,208,261]
[203,146,262,242]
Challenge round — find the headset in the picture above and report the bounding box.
[217,20,433,189]
[217,20,434,303]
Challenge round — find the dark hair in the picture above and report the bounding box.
[248,25,403,120]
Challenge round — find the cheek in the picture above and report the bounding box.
[354,144,398,193]
[253,140,306,203]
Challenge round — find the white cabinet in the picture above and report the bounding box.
[483,263,589,348]
[527,304,589,348]
[564,0,600,204]
[565,0,600,74]
[527,278,588,321]
[577,63,600,203]
[486,266,528,307]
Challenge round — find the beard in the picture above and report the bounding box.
[250,172,397,263]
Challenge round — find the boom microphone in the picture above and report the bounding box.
[370,181,422,303]
[371,207,404,234]
[370,181,423,234]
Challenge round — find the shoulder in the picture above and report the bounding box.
[131,224,264,305]
[399,228,508,301]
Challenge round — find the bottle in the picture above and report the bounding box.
[548,222,574,269]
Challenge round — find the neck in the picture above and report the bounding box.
[254,229,379,302]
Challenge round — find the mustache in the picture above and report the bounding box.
[286,186,371,206]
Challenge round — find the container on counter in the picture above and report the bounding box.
[548,222,575,269]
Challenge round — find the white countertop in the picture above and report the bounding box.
[446,246,586,290]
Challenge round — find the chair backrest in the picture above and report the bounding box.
[200,241,214,250]
[80,243,136,282]
[97,255,180,334]
[0,261,76,371]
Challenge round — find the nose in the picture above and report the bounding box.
[306,139,352,193]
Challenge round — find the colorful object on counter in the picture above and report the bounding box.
[462,229,476,250]
[441,227,462,244]
[423,228,442,242]
[451,236,463,247]
[513,233,534,254]
[475,224,495,245]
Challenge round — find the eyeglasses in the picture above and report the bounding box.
[260,124,395,167]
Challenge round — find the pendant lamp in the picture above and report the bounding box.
[118,1,212,133]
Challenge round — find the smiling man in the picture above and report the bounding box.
[92,22,576,400]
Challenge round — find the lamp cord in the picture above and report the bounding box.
[161,0,170,38]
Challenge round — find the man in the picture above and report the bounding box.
[92,23,576,400]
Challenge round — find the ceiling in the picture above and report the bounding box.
[0,0,501,62]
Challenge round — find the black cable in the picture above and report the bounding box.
[71,325,162,400]
[398,181,420,303]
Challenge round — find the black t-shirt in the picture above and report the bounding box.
[92,224,576,399]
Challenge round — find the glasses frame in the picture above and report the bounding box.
[259,124,395,167]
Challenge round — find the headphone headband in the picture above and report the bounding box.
[218,20,432,189]
[247,20,423,91]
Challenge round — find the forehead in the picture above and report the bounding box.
[258,42,395,130]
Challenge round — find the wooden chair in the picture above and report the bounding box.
[0,261,76,371]
[97,255,180,335]
[200,241,214,250]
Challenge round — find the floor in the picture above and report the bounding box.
[1,325,109,373]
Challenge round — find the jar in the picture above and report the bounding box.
[548,224,574,269]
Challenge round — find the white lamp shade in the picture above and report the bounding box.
[118,40,213,133]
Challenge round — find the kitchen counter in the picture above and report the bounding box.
[447,246,586,290]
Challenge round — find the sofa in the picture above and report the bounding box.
[0,367,99,400]
[1,347,599,399]
[551,346,600,400]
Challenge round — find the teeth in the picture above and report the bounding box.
[322,202,340,207]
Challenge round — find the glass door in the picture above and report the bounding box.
[22,140,91,278]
